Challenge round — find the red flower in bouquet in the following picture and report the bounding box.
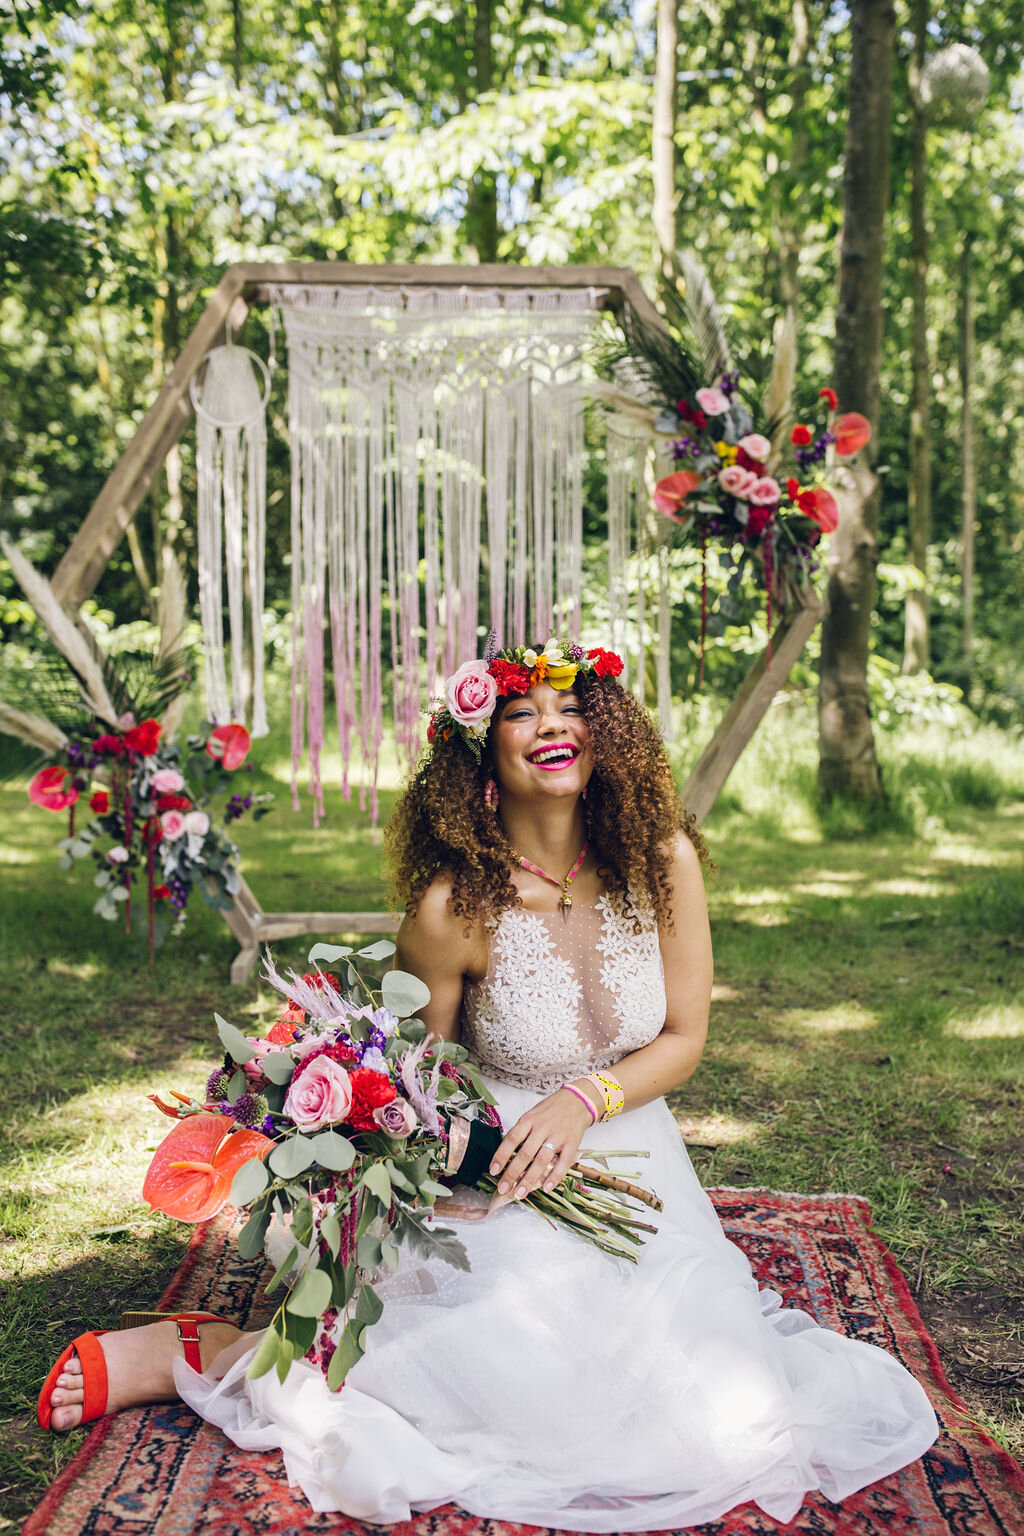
[143,1113,272,1222]
[791,424,813,448]
[347,1067,398,1131]
[89,789,110,814]
[652,470,699,522]
[92,734,126,756]
[153,884,171,899]
[834,412,871,456]
[300,970,342,993]
[124,718,162,756]
[587,647,624,680]
[156,793,192,813]
[797,486,839,534]
[28,766,79,812]
[819,387,839,410]
[206,723,251,771]
[488,659,533,696]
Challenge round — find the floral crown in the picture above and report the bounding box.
[427,634,624,758]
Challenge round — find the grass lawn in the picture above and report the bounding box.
[1,726,1022,1527]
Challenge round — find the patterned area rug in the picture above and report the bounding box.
[26,1189,1024,1536]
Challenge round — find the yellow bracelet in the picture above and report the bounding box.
[585,1071,626,1121]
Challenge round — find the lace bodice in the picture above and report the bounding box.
[461,887,666,1092]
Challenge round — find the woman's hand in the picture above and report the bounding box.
[488,1087,595,1200]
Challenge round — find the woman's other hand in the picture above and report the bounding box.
[488,1086,596,1199]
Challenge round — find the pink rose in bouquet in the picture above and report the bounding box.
[695,386,729,416]
[160,809,186,840]
[737,433,772,463]
[150,768,185,793]
[718,465,757,498]
[184,810,210,837]
[284,1056,353,1131]
[446,661,497,728]
[373,1098,419,1137]
[747,476,782,506]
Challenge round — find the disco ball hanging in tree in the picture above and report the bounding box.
[921,43,991,129]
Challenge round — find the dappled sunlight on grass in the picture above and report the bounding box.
[867,877,947,898]
[780,1001,879,1034]
[673,1111,762,1146]
[944,1001,1024,1040]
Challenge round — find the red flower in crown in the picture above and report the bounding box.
[124,718,162,756]
[587,648,624,680]
[488,660,533,696]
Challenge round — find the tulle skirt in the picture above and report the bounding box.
[175,1080,939,1530]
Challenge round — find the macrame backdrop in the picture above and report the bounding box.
[269,284,601,825]
[194,345,269,739]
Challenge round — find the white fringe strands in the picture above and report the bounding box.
[270,284,599,825]
[192,344,270,739]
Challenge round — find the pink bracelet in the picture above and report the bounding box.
[560,1082,598,1124]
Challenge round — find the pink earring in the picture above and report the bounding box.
[581,784,589,801]
[484,779,499,812]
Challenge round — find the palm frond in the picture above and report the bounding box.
[674,251,734,383]
[101,644,194,723]
[0,533,118,724]
[613,302,705,407]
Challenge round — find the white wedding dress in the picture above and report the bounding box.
[178,890,939,1529]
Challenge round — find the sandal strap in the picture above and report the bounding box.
[176,1317,203,1373]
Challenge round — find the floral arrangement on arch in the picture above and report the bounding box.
[143,943,660,1391]
[28,718,271,956]
[426,635,624,758]
[595,250,872,672]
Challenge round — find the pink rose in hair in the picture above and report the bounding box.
[718,465,757,498]
[160,809,186,840]
[446,661,498,728]
[747,476,782,506]
[150,768,185,793]
[737,433,772,463]
[695,386,729,416]
[284,1056,353,1132]
[373,1097,418,1137]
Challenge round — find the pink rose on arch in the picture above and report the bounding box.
[747,476,782,506]
[737,433,772,463]
[160,810,186,840]
[150,768,185,794]
[283,1056,353,1132]
[183,810,210,838]
[106,845,129,864]
[695,386,729,416]
[446,661,498,728]
[718,465,757,498]
[373,1097,419,1137]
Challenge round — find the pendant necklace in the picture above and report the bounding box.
[510,841,588,919]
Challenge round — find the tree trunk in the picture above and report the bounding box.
[959,228,975,680]
[464,0,498,262]
[818,0,895,803]
[652,0,678,298]
[903,0,930,674]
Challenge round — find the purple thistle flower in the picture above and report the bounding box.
[229,1092,269,1128]
[206,1068,231,1102]
[567,643,586,662]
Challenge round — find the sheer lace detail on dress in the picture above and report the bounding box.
[461,887,666,1092]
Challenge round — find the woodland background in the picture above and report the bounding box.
[2,0,1024,742]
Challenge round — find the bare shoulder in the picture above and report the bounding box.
[661,830,704,885]
[396,875,488,977]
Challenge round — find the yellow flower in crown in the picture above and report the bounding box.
[715,440,738,466]
[546,662,579,689]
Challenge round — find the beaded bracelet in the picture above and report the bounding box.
[560,1082,599,1124]
[584,1071,626,1121]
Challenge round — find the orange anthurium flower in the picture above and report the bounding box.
[205,723,252,771]
[834,412,872,456]
[143,1113,273,1222]
[266,1014,300,1044]
[653,471,700,523]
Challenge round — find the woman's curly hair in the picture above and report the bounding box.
[386,675,710,930]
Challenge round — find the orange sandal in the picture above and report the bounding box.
[37,1311,233,1431]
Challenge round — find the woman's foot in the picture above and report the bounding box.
[47,1318,241,1432]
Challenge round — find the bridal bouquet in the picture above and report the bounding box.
[144,943,661,1391]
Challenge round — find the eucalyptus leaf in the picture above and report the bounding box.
[237,1208,271,1261]
[111,886,129,902]
[265,1242,300,1294]
[58,854,73,871]
[327,1324,364,1389]
[246,1324,281,1381]
[286,1265,333,1317]
[269,1135,316,1180]
[262,1052,296,1085]
[381,1238,400,1272]
[215,1012,255,1064]
[275,1336,295,1384]
[357,1234,383,1268]
[381,969,431,1017]
[225,1068,247,1100]
[309,1130,356,1171]
[356,939,396,962]
[307,942,353,966]
[320,1211,341,1259]
[228,1156,270,1208]
[361,1162,392,1205]
[354,1282,384,1328]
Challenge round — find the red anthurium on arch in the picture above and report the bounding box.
[143,1113,273,1222]
[206,723,251,771]
[28,766,79,812]
[799,486,840,533]
[652,471,700,523]
[834,413,872,457]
